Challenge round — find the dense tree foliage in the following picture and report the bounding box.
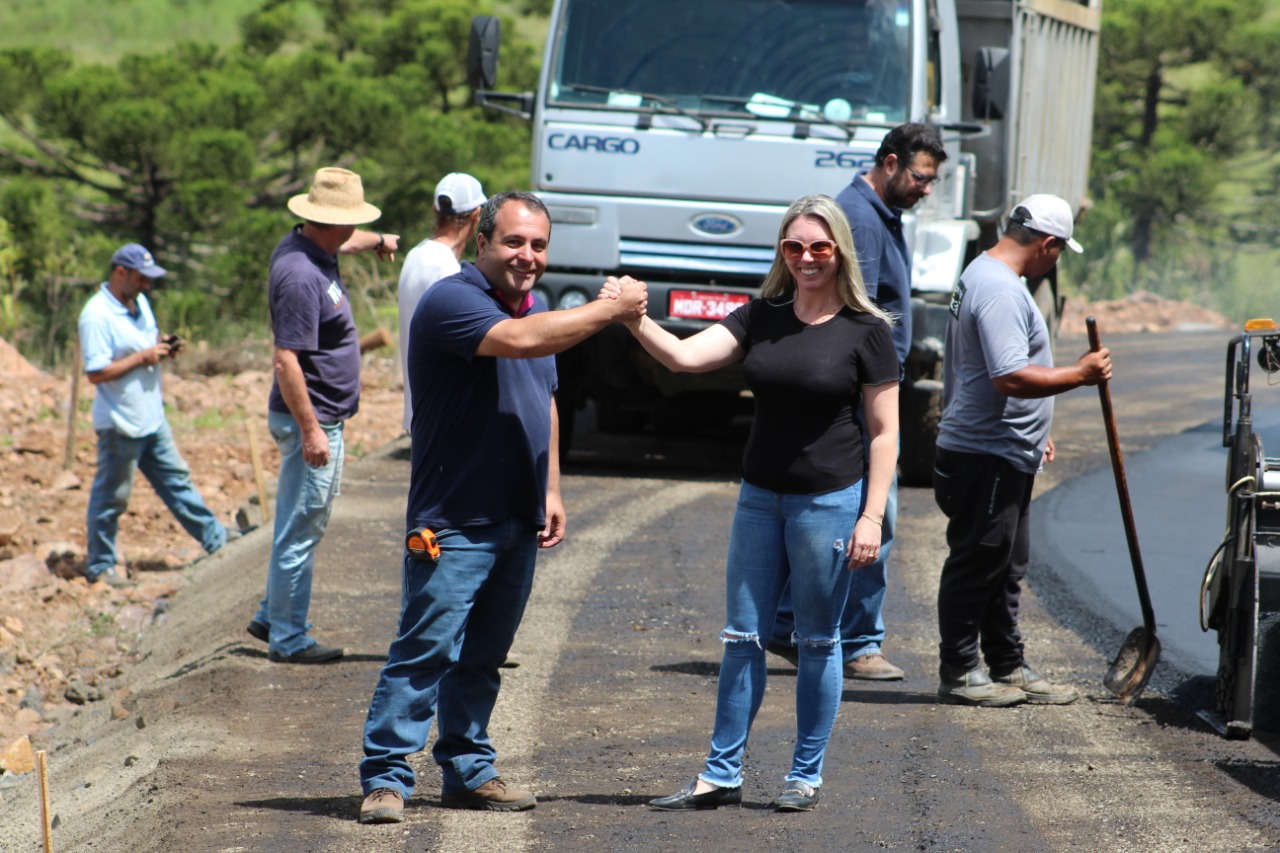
[0,0,539,365]
[1077,0,1280,309]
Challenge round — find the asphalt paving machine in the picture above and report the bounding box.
[1200,318,1280,739]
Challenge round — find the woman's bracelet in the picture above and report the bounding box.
[860,514,883,526]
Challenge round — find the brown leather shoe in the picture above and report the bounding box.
[844,652,905,681]
[441,777,536,811]
[359,788,404,824]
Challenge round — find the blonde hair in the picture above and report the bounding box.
[760,194,894,325]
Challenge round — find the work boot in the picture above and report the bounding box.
[937,664,1027,707]
[441,777,536,811]
[992,664,1079,705]
[359,788,404,824]
[91,570,133,589]
[844,653,905,681]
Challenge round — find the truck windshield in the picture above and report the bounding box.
[548,0,911,125]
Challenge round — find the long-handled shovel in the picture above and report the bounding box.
[1088,317,1161,704]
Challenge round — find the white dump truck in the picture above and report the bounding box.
[469,0,1101,482]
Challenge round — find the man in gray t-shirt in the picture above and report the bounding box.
[933,194,1111,708]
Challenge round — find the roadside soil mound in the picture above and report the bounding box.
[1060,290,1233,337]
[0,337,403,761]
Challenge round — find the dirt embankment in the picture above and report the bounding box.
[0,337,404,766]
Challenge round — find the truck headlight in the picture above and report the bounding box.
[557,289,590,310]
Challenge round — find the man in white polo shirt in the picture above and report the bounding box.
[397,172,487,432]
[78,243,229,587]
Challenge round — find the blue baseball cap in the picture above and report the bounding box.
[111,243,167,278]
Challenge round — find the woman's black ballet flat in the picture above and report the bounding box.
[648,779,742,811]
[772,780,820,812]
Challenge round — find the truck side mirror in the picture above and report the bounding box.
[467,16,501,91]
[972,47,1010,120]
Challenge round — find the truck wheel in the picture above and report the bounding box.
[898,379,943,488]
[557,397,576,459]
[594,399,646,434]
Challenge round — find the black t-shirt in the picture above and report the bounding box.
[721,297,898,494]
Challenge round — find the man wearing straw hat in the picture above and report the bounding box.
[246,166,399,664]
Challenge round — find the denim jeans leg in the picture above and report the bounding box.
[254,410,344,655]
[702,482,789,789]
[85,429,144,579]
[784,481,860,787]
[841,475,896,660]
[136,421,227,554]
[360,521,535,799]
[434,522,539,794]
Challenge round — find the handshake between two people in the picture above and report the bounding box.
[597,275,648,329]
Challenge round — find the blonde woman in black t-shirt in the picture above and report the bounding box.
[603,194,899,813]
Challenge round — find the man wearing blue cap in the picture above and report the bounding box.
[78,243,231,588]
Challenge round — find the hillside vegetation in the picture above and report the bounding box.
[0,0,1277,371]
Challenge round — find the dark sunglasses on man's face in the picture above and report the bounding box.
[779,239,836,261]
[903,166,941,187]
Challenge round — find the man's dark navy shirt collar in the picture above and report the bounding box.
[288,223,341,276]
[853,170,904,231]
[458,261,537,318]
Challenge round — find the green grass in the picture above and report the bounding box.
[0,1,540,63]
[0,0,268,62]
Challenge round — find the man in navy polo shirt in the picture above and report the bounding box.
[247,167,398,664]
[357,191,646,824]
[771,123,948,681]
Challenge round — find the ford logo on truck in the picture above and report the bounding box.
[691,214,742,237]
[548,133,640,154]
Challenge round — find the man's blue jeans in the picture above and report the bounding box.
[360,519,539,799]
[772,476,897,660]
[86,421,226,579]
[253,410,344,656]
[700,479,861,791]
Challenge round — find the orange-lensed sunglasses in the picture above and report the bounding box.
[779,239,836,260]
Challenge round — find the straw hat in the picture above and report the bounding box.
[287,167,382,225]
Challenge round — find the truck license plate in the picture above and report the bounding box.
[668,290,751,321]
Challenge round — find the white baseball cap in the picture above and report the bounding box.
[434,173,486,215]
[1009,193,1083,253]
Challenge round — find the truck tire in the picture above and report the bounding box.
[898,378,943,488]
[594,399,646,434]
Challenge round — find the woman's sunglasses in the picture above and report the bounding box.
[779,239,836,261]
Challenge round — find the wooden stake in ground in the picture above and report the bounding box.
[63,338,81,471]
[244,420,272,525]
[37,748,52,853]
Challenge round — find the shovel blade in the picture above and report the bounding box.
[1104,627,1161,705]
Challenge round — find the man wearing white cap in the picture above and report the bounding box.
[79,243,231,587]
[247,167,399,664]
[397,172,487,431]
[933,193,1111,707]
